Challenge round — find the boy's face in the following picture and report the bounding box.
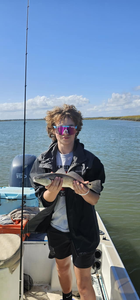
[53,117,77,151]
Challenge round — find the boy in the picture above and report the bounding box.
[30,104,105,300]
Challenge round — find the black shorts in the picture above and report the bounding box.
[47,225,95,269]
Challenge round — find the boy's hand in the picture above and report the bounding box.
[45,177,63,194]
[73,180,89,195]
[43,177,63,202]
[73,180,99,205]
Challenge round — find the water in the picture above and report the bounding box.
[0,119,140,296]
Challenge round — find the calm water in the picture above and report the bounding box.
[0,119,140,296]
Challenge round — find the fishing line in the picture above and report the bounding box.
[19,0,30,298]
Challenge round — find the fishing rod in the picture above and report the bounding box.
[19,0,30,298]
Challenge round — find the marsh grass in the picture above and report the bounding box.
[84,115,140,121]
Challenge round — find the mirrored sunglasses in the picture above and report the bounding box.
[53,125,77,135]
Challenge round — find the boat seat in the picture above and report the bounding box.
[0,234,23,300]
[0,233,21,273]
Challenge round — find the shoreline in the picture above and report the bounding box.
[0,115,140,122]
[84,115,140,121]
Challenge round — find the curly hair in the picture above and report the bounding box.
[45,104,83,140]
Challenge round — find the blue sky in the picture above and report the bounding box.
[0,0,140,120]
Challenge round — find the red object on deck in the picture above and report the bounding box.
[0,219,30,241]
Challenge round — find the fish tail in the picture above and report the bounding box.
[87,180,101,194]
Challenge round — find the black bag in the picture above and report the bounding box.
[24,273,33,292]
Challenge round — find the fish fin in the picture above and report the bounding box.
[87,180,101,194]
[55,167,66,174]
[67,171,84,182]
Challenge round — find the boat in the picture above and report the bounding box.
[0,155,139,300]
[23,209,140,300]
[0,2,139,299]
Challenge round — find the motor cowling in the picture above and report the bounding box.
[9,154,36,187]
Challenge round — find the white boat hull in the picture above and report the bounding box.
[0,205,139,300]
[21,210,139,300]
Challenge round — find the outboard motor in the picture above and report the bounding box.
[9,154,36,187]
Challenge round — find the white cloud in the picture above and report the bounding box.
[88,92,140,115]
[0,102,23,112]
[0,92,140,120]
[0,95,89,119]
[134,85,140,91]
[27,95,89,110]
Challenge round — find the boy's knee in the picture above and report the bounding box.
[56,259,71,276]
[77,278,87,291]
[76,275,92,296]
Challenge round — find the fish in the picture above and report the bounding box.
[33,168,101,194]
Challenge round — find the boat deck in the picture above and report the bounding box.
[23,273,105,300]
[23,287,78,300]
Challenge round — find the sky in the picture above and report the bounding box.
[0,0,140,120]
